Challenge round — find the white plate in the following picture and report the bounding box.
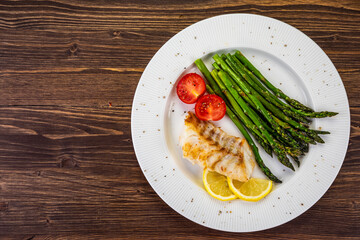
[131,14,350,232]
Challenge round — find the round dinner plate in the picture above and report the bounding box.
[131,14,350,232]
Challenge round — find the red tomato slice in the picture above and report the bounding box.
[195,94,226,121]
[176,73,206,104]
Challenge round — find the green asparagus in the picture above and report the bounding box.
[217,70,295,171]
[192,50,336,183]
[206,85,281,182]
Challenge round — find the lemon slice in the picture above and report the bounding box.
[203,169,237,201]
[227,177,272,202]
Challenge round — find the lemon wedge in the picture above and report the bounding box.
[203,169,237,201]
[227,177,272,202]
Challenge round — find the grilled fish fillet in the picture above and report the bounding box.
[180,112,255,182]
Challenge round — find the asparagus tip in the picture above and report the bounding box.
[273,179,282,183]
[315,136,325,144]
[288,162,295,171]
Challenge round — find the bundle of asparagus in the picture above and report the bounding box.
[195,51,337,183]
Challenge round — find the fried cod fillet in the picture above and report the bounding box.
[180,112,255,182]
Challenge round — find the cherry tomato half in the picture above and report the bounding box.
[176,73,206,104]
[195,94,226,121]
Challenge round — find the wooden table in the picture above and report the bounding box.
[0,0,359,239]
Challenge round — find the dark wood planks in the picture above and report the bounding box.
[0,0,359,239]
[0,71,139,105]
[0,1,359,106]
[0,105,358,238]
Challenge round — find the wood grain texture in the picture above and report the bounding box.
[0,0,359,239]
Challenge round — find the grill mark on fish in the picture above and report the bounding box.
[208,127,216,141]
[181,112,255,182]
[185,112,245,163]
[208,150,223,169]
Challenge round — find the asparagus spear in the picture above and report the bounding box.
[209,70,273,154]
[283,146,302,158]
[215,54,302,150]
[217,70,295,171]
[291,156,300,167]
[223,67,307,154]
[212,62,221,71]
[234,50,314,112]
[224,69,273,132]
[206,85,281,182]
[220,56,316,156]
[273,115,316,144]
[314,130,330,134]
[225,53,310,125]
[252,130,273,156]
[221,55,324,144]
[229,54,311,124]
[213,68,277,146]
[209,70,265,143]
[302,142,310,153]
[235,51,338,118]
[225,69,310,153]
[279,130,309,154]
